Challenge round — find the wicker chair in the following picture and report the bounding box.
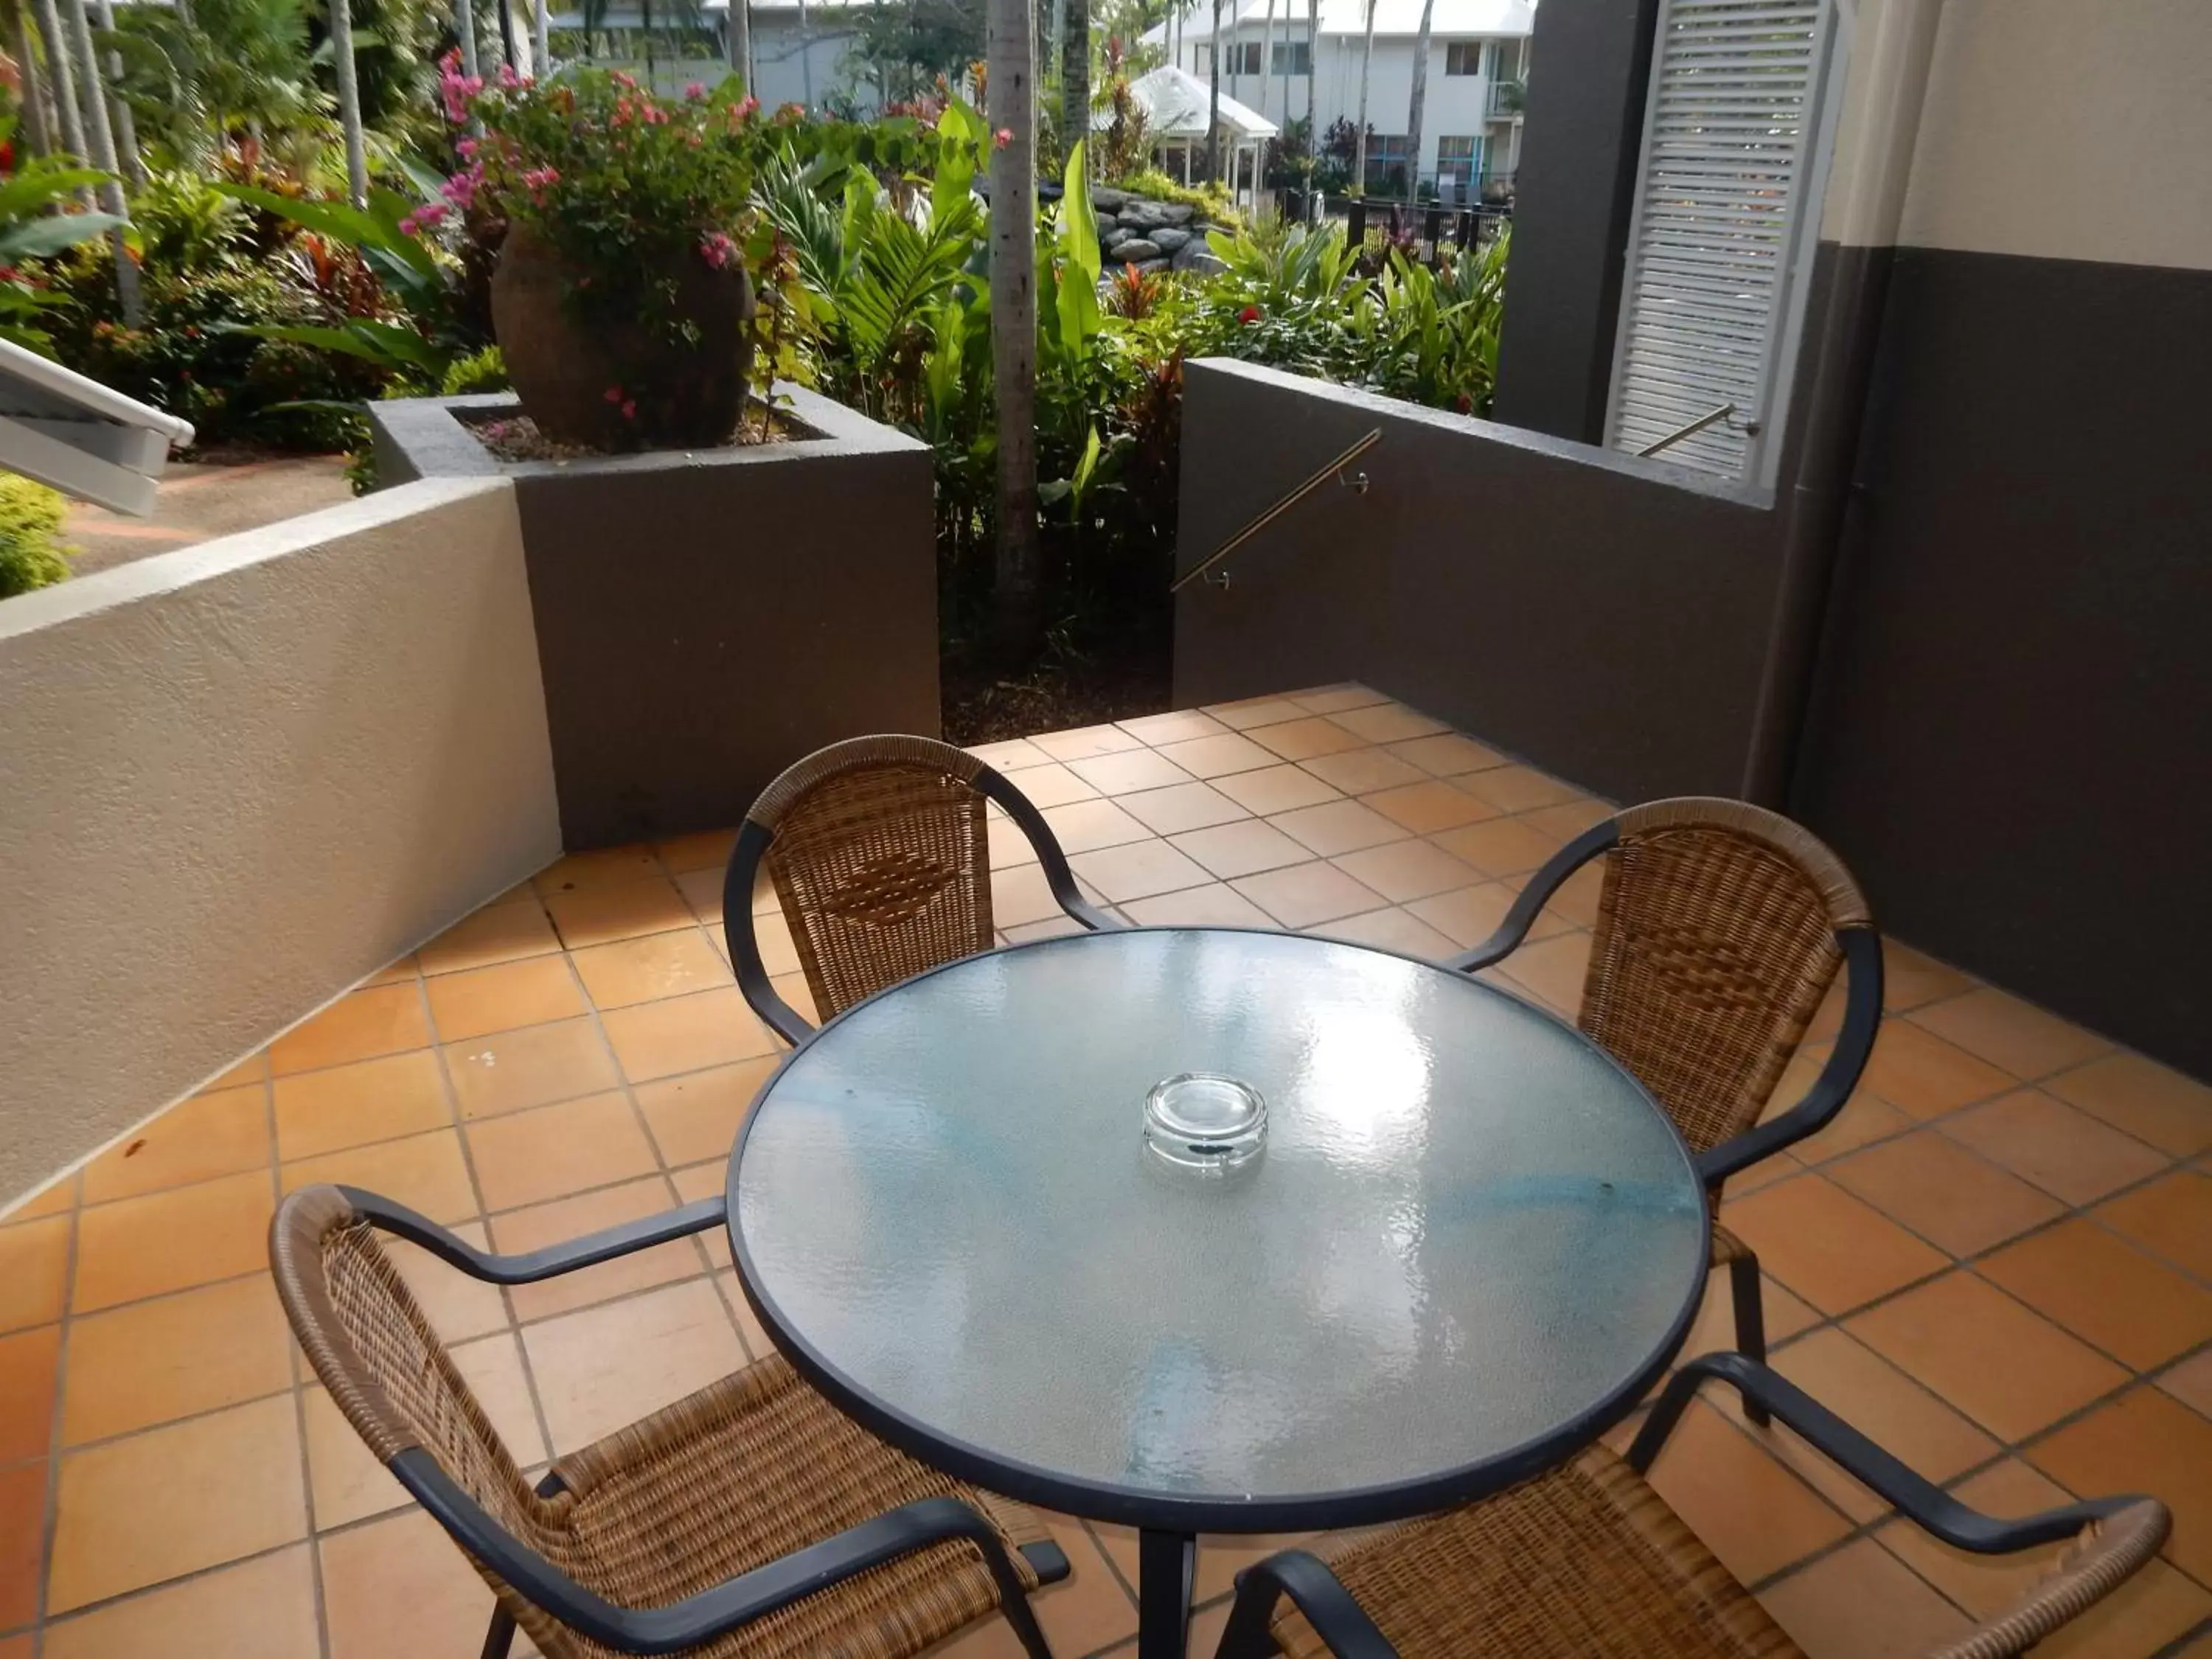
[1214,1353,2169,1659]
[1449,798,1882,1422]
[271,1183,1068,1659]
[723,734,1115,1044]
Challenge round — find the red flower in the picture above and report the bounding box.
[994,128,1013,149]
[621,400,637,420]
[1238,305,1260,324]
[603,385,624,403]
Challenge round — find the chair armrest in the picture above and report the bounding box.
[1630,1354,2146,1554]
[394,1453,1039,1657]
[342,1188,724,1285]
[1213,1548,1399,1659]
[1694,925,1882,1186]
[723,820,816,1046]
[978,765,1118,933]
[1927,1496,2169,1659]
[1443,821,1617,974]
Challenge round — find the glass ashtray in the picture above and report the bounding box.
[1143,1073,1267,1175]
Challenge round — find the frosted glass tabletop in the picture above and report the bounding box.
[728,928,1707,1531]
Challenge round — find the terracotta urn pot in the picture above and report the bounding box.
[490,222,756,451]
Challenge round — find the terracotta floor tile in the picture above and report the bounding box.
[1201,696,1308,731]
[1431,815,1564,877]
[268,983,431,1076]
[568,928,731,1011]
[1120,884,1278,930]
[1405,881,1517,950]
[417,898,561,976]
[1306,907,1458,961]
[2028,1385,2212,1582]
[1362,778,1498,835]
[492,1177,703,1323]
[522,1278,745,1452]
[542,876,697,950]
[535,845,664,892]
[1169,818,1314,880]
[652,827,737,874]
[1766,1328,2001,1520]
[966,736,1051,771]
[1719,1173,1949,1315]
[1208,762,1343,816]
[321,1506,505,1659]
[1152,731,1279,780]
[204,1053,271,1091]
[636,1056,778,1169]
[1520,798,1614,844]
[1882,941,1978,1013]
[1782,1085,1917,1167]
[1069,840,1213,904]
[1065,748,1194,796]
[1456,763,1582,815]
[0,1213,72,1333]
[0,1461,38,1628]
[42,1543,320,1659]
[1116,781,1249,836]
[600,987,780,1084]
[444,1016,621,1119]
[1496,930,1593,1018]
[1978,1218,2212,1370]
[1328,702,1448,743]
[62,1274,293,1445]
[300,1380,406,1529]
[1286,683,1390,715]
[984,811,1042,869]
[273,1048,451,1161]
[1381,731,1505,776]
[1029,1514,1140,1655]
[81,1085,268,1208]
[1825,1130,2064,1256]
[367,955,417,987]
[1755,1537,1970,1659]
[1232,862,1385,928]
[2096,1170,2212,1281]
[466,1092,658,1213]
[1117,708,1233,745]
[3,1175,76,1223]
[1639,1399,1853,1584]
[1269,798,1408,857]
[673,862,738,924]
[1329,838,1481,905]
[1941,1089,2170,1205]
[72,1172,273,1314]
[981,762,1092,812]
[46,1394,306,1613]
[1676,1266,1819,1365]
[1246,716,1370,762]
[0,1323,59,1463]
[1030,723,1146,762]
[1846,1271,2129,1441]
[1857,1020,2017,1120]
[990,860,1075,929]
[2161,1346,2212,1421]
[282,1127,478,1225]
[424,955,588,1041]
[1910,987,2112,1082]
[1297,747,1430,796]
[2046,1052,2212,1158]
[1037,797,1152,855]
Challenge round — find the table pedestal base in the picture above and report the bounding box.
[1137,1528,1196,1659]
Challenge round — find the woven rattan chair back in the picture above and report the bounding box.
[748,737,996,1024]
[1582,799,1871,1155]
[271,1186,562,1562]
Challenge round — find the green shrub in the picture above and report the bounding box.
[1106,167,1241,230]
[0,475,73,598]
[439,344,509,396]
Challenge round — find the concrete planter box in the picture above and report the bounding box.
[368,387,939,849]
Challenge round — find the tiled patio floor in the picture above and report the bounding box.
[3,685,2210,1658]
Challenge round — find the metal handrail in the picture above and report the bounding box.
[1169,428,1382,594]
[1636,403,1738,459]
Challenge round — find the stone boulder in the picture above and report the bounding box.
[1114,237,1163,262]
[1172,237,1226,274]
[1119,198,1194,230]
[1149,226,1192,254]
[1101,223,1138,251]
[1091,186,1133,210]
[1135,257,1172,276]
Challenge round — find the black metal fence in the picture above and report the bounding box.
[1275,191,1512,265]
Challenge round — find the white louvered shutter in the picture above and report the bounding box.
[1605,0,1843,481]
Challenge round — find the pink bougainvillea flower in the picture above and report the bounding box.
[621,400,637,420]
[603,385,624,403]
[994,128,1012,148]
[698,230,739,269]
[397,201,448,235]
[684,81,707,99]
[456,136,479,157]
[439,163,483,208]
[497,62,521,88]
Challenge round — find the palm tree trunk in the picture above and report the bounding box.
[1302,0,1313,132]
[63,0,139,321]
[726,0,750,88]
[1254,0,1271,119]
[88,0,139,184]
[454,0,480,79]
[5,0,55,154]
[796,0,810,104]
[532,0,548,76]
[1204,0,1219,179]
[1059,0,1085,166]
[987,0,1040,656]
[30,0,85,164]
[327,0,368,206]
[1404,0,1432,203]
[1352,0,1374,195]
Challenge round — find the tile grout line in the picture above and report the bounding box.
[265,1049,338,1659]
[27,1182,82,1657]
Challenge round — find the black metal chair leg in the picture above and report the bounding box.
[1728,1249,1771,1425]
[1215,1583,1281,1659]
[479,1604,516,1659]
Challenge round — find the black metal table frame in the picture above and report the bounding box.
[724,927,1713,1659]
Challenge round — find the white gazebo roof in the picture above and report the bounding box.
[1096,64,1279,141]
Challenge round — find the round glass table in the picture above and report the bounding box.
[726,928,1708,1658]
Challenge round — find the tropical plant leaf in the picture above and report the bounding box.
[0,213,129,261]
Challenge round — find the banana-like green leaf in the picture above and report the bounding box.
[0,213,129,261]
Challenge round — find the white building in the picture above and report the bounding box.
[1142,0,1531,198]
